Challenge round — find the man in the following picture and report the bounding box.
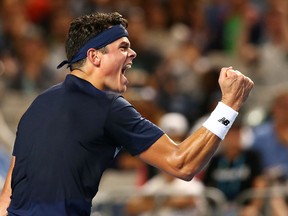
[202,118,265,215]
[251,90,288,181]
[0,12,254,215]
[249,91,288,216]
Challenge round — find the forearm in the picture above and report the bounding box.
[170,127,221,180]
[140,103,237,181]
[170,101,238,179]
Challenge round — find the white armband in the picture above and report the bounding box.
[203,102,238,140]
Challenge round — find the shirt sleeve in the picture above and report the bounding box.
[105,96,164,156]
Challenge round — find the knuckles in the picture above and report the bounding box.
[220,67,254,91]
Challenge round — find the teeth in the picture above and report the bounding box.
[122,64,132,74]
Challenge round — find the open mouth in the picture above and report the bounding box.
[122,63,132,75]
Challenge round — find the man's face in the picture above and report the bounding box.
[100,37,137,93]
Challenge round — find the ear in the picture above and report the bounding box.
[86,48,101,66]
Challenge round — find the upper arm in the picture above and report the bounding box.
[106,96,164,155]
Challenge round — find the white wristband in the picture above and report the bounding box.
[203,102,238,140]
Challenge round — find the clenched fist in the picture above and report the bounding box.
[219,67,254,111]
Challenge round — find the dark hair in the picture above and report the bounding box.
[65,12,128,68]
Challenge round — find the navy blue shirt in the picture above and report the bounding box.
[8,74,164,216]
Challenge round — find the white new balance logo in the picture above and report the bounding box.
[218,117,230,126]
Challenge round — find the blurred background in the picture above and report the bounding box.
[0,0,288,215]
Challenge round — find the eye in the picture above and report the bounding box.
[120,46,129,51]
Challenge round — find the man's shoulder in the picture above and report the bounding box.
[40,82,63,95]
[105,93,134,111]
[31,83,64,105]
[105,91,122,102]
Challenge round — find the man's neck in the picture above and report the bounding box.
[71,69,103,90]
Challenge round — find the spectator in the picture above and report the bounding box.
[125,171,206,216]
[239,0,288,110]
[250,90,288,183]
[125,7,164,75]
[186,1,210,53]
[249,89,288,216]
[125,112,207,216]
[154,41,205,124]
[8,26,57,93]
[221,0,263,55]
[202,117,266,216]
[46,10,73,82]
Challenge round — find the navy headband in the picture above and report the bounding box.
[57,24,128,69]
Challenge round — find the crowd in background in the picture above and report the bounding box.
[0,0,288,215]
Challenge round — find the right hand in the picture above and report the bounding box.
[218,67,254,111]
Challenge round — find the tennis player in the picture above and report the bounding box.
[0,12,254,216]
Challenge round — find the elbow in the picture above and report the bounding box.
[167,154,198,181]
[174,168,197,181]
[178,173,195,182]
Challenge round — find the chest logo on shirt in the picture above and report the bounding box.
[212,165,251,181]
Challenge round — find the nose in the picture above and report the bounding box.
[129,48,137,59]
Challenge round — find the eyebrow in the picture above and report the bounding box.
[119,41,130,47]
